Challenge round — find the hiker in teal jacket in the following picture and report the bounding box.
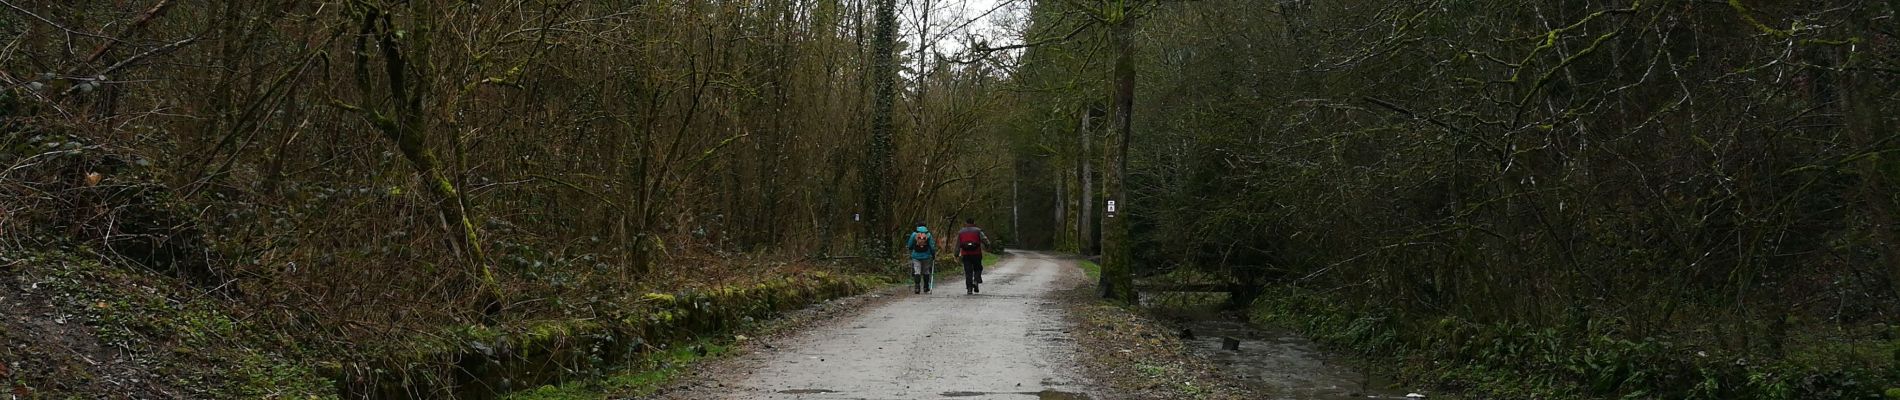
[903,223,937,294]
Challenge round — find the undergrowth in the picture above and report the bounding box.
[0,249,334,398]
[502,339,734,400]
[336,271,886,397]
[1251,287,1900,400]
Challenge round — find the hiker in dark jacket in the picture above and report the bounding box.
[954,218,991,294]
[903,222,937,294]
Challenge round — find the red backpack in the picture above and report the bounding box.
[909,233,930,252]
[957,230,983,255]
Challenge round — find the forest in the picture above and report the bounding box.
[1003,0,1900,398]
[2,0,1897,399]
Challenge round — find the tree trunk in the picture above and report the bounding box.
[344,0,498,311]
[1055,163,1066,250]
[862,0,898,257]
[1079,107,1095,256]
[1100,15,1137,303]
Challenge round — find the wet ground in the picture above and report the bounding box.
[1174,318,1415,399]
[662,251,1100,400]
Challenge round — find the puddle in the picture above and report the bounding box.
[1179,319,1414,399]
[939,390,1092,399]
[1034,389,1093,400]
[778,389,838,394]
[1146,296,1416,400]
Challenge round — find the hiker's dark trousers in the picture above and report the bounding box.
[961,255,983,284]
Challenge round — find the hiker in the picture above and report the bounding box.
[955,218,991,294]
[905,222,937,294]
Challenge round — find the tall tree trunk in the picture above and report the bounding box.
[1100,14,1137,303]
[1078,107,1095,256]
[862,0,898,256]
[1056,162,1066,249]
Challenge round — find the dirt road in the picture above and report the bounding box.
[669,251,1100,400]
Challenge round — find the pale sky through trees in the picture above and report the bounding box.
[902,0,1026,74]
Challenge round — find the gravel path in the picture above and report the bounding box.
[666,251,1100,400]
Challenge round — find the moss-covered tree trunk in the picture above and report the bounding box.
[344,0,497,304]
[862,0,899,257]
[1100,12,1137,303]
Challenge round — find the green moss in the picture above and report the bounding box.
[15,250,333,399]
[352,270,877,398]
[642,292,677,303]
[521,320,601,349]
[224,351,337,398]
[506,385,604,400]
[1078,260,1102,281]
[499,340,732,400]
